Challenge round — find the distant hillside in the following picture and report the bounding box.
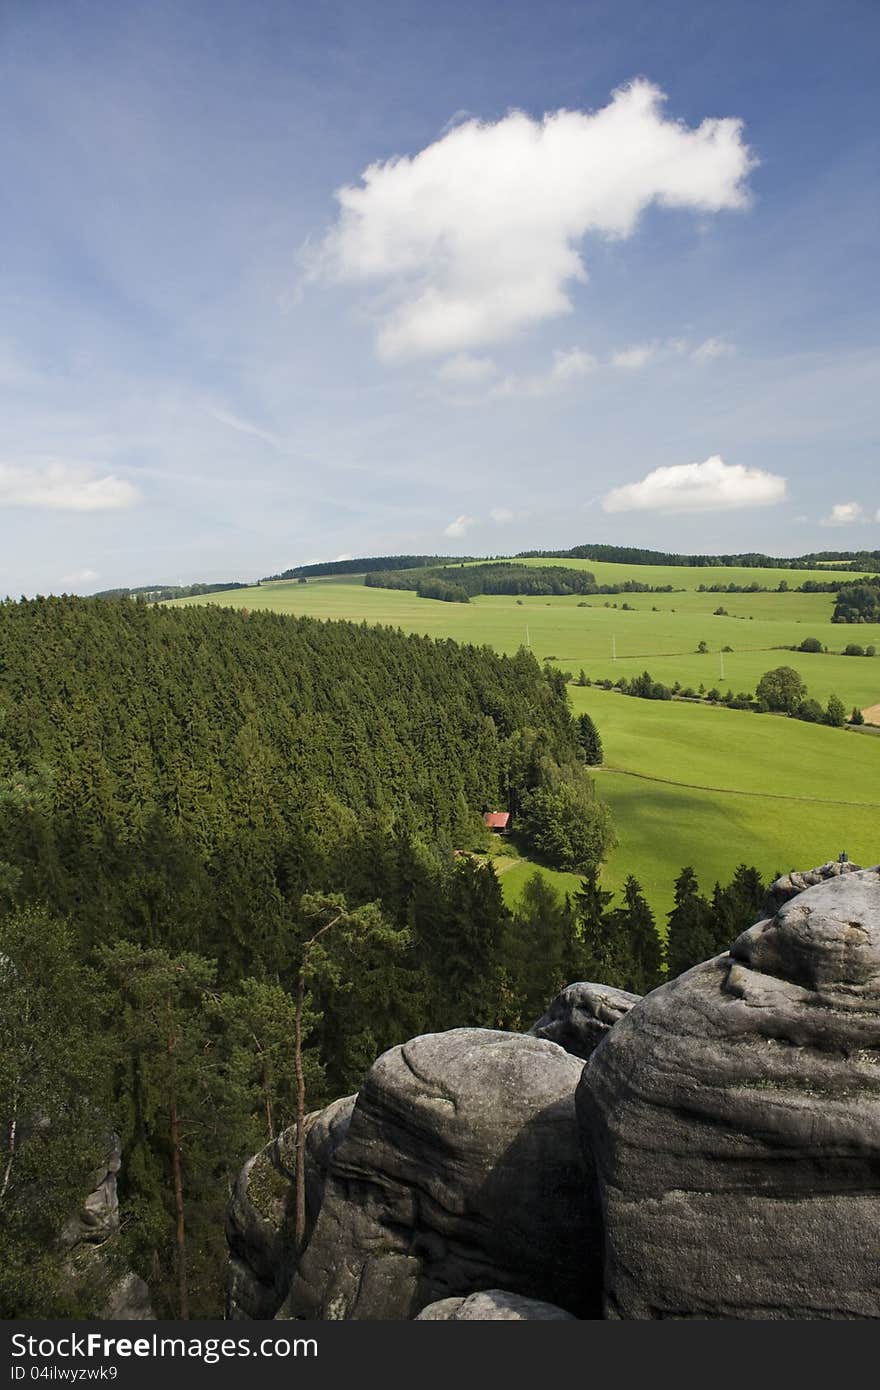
[93,581,248,602]
[517,544,880,571]
[262,555,477,581]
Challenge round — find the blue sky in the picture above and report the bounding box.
[1,0,877,593]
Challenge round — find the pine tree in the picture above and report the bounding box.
[613,875,664,993]
[573,868,621,984]
[576,712,603,765]
[665,867,715,978]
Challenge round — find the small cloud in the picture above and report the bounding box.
[691,336,735,362]
[821,501,865,526]
[490,507,514,523]
[494,347,597,398]
[610,343,658,370]
[207,406,280,448]
[436,354,498,384]
[603,454,786,514]
[61,568,99,587]
[335,553,353,561]
[444,514,475,537]
[0,460,141,511]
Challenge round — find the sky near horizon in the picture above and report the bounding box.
[1,0,878,594]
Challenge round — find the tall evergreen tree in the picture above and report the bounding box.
[608,875,664,993]
[665,866,715,979]
[576,712,603,765]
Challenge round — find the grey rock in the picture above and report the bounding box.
[416,1290,577,1320]
[529,982,641,1059]
[227,1094,356,1320]
[579,867,880,1319]
[285,1028,600,1320]
[759,858,865,919]
[99,1268,155,1320]
[62,1134,121,1248]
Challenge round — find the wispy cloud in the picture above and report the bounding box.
[611,336,734,369]
[603,454,786,514]
[310,79,755,360]
[691,336,735,363]
[61,567,99,587]
[490,506,514,523]
[494,347,597,398]
[444,514,475,537]
[610,343,659,370]
[436,354,498,384]
[0,460,141,511]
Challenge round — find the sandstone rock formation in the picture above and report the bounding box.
[284,1029,599,1320]
[529,981,641,1059]
[759,857,863,918]
[227,1095,355,1320]
[579,865,880,1319]
[416,1290,576,1320]
[62,1135,154,1319]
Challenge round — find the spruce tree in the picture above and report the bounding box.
[576,712,604,765]
[665,867,715,979]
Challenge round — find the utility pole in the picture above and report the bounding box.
[526,623,530,648]
[612,635,616,662]
[719,649,725,681]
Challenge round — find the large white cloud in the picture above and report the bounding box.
[444,514,475,537]
[0,460,141,510]
[603,454,786,514]
[311,80,755,361]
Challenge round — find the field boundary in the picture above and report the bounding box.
[596,765,880,809]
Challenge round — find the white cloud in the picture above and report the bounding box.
[603,454,786,514]
[444,514,475,537]
[207,406,281,448]
[335,553,353,561]
[610,343,658,370]
[494,346,597,397]
[311,79,755,360]
[0,460,141,511]
[490,507,514,523]
[436,353,498,383]
[610,336,734,369]
[691,336,735,362]
[61,568,99,587]
[821,501,865,526]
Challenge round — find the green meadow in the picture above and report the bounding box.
[173,561,880,922]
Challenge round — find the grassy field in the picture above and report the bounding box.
[172,562,880,923]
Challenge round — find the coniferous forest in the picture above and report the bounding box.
[0,596,769,1318]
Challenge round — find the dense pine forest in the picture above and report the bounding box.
[0,596,772,1319]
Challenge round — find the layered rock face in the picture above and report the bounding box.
[284,1029,599,1320]
[760,857,862,918]
[529,982,641,1060]
[579,866,880,1319]
[227,1095,355,1319]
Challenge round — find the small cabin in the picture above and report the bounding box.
[482,810,511,834]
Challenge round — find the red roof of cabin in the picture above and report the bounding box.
[482,811,510,829]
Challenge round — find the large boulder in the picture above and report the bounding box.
[529,982,641,1060]
[227,1095,355,1320]
[759,858,863,918]
[285,1029,599,1320]
[579,866,880,1319]
[416,1290,576,1320]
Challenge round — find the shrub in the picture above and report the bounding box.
[796,698,823,723]
[798,637,823,653]
[843,643,865,657]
